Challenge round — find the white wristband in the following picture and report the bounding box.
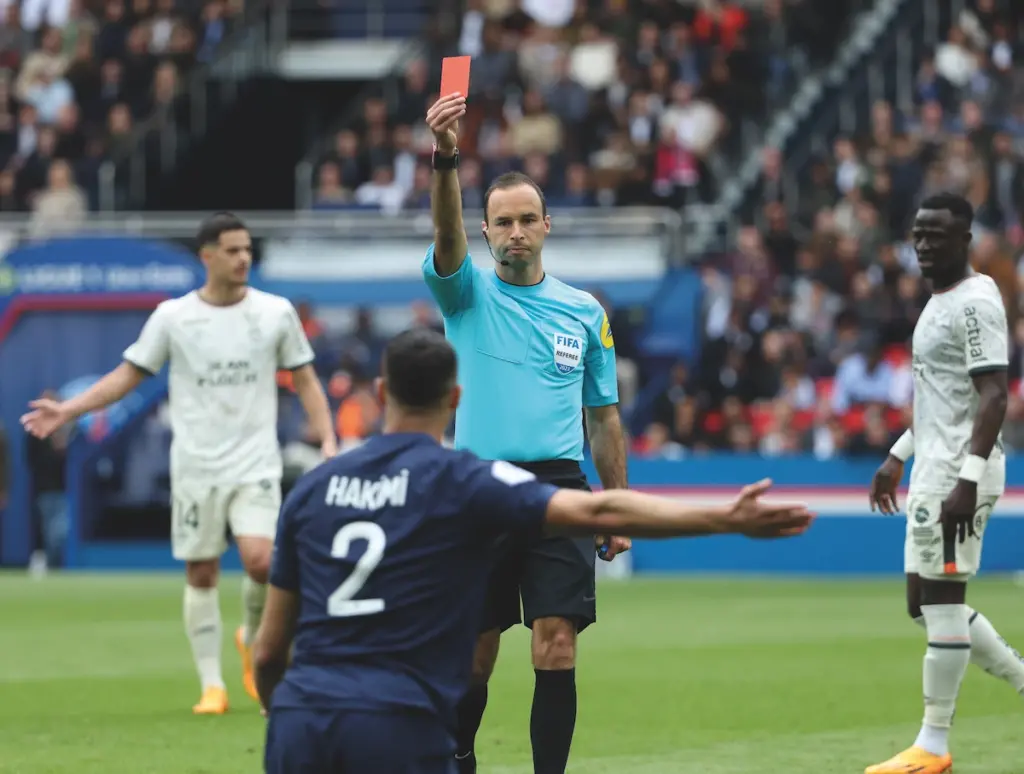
[959,454,986,483]
[889,430,914,462]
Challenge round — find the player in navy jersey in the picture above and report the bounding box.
[254,328,814,774]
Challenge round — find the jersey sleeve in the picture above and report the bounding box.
[462,459,559,537]
[582,304,619,407]
[269,485,303,591]
[278,301,316,370]
[960,290,1009,375]
[122,304,171,375]
[422,243,475,318]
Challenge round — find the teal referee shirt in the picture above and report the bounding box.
[422,244,619,462]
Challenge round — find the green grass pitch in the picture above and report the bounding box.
[1,574,1022,773]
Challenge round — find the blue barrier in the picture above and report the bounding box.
[61,455,1024,574]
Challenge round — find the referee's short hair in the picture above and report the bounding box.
[196,212,248,249]
[483,172,547,223]
[383,328,457,410]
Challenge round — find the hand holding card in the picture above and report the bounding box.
[426,57,471,153]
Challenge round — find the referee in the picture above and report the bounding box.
[423,94,631,774]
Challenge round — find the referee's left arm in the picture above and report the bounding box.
[584,307,627,490]
[586,404,627,489]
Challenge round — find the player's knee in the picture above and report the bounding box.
[244,555,271,585]
[238,538,272,584]
[905,573,924,621]
[531,617,577,670]
[185,559,219,588]
[472,629,501,683]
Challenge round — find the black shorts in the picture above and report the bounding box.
[480,459,597,634]
[265,707,455,774]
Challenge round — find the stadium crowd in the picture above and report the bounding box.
[631,0,1024,460]
[0,0,235,229]
[311,0,864,212]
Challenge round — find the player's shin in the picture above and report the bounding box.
[531,668,577,774]
[913,607,1024,692]
[184,585,225,690]
[916,604,971,756]
[964,609,1024,692]
[242,575,268,646]
[454,684,486,771]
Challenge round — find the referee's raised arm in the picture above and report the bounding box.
[427,94,468,277]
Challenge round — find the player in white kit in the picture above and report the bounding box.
[867,193,1024,774]
[21,213,337,715]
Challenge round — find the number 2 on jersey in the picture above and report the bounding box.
[327,521,387,617]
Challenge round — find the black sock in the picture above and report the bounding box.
[530,668,577,774]
[455,683,488,758]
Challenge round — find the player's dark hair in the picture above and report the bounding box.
[919,192,974,226]
[196,212,248,249]
[483,172,548,224]
[383,328,457,410]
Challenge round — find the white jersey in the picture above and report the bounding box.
[909,273,1008,496]
[123,288,315,486]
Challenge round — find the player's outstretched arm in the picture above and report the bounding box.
[20,361,146,439]
[427,94,468,276]
[252,584,299,712]
[290,365,338,458]
[544,478,814,540]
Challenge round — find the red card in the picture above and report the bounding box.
[440,56,471,99]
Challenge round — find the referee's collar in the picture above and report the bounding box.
[491,270,548,295]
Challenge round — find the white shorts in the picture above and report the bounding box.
[903,492,999,581]
[170,479,281,561]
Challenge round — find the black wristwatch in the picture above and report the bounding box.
[432,145,460,171]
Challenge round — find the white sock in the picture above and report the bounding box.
[184,585,225,690]
[241,575,267,647]
[914,608,1024,693]
[914,604,971,756]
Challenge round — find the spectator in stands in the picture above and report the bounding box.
[313,161,349,208]
[16,27,68,103]
[0,6,35,72]
[28,158,86,237]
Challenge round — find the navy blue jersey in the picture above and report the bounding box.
[269,433,558,724]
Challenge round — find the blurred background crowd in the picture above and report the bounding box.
[0,0,236,231]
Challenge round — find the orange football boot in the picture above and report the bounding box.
[192,686,229,715]
[865,746,953,774]
[236,626,259,701]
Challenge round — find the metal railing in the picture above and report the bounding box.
[0,205,680,240]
